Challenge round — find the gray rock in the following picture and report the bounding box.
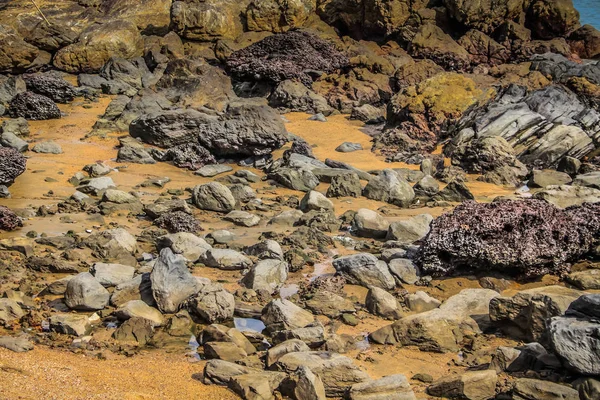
[350,104,385,124]
[150,248,202,313]
[272,323,327,348]
[353,208,389,239]
[190,282,235,323]
[201,249,252,270]
[0,298,24,324]
[427,370,497,400]
[144,198,192,219]
[49,313,92,336]
[0,336,33,352]
[512,378,578,400]
[229,371,288,400]
[274,351,370,397]
[156,232,212,263]
[228,184,256,204]
[406,291,441,313]
[206,230,235,244]
[304,291,356,318]
[573,378,600,400]
[533,184,600,208]
[242,259,288,294]
[270,79,333,115]
[101,189,136,204]
[370,289,500,352]
[557,156,581,176]
[110,273,155,307]
[203,359,257,386]
[192,182,236,212]
[565,269,600,290]
[549,316,600,376]
[245,240,283,260]
[294,366,327,400]
[573,171,600,189]
[269,168,319,192]
[309,113,327,122]
[363,169,415,207]
[32,140,62,154]
[194,164,233,177]
[489,286,582,342]
[0,131,28,152]
[433,181,474,202]
[266,339,311,367]
[114,300,164,327]
[46,276,74,295]
[90,263,135,287]
[113,317,154,345]
[386,214,433,243]
[530,170,572,188]
[333,253,395,290]
[224,210,260,227]
[269,210,304,226]
[349,374,417,400]
[64,272,110,311]
[78,177,116,196]
[388,258,419,285]
[413,175,440,196]
[84,228,137,260]
[262,299,314,331]
[365,287,403,320]
[326,172,362,198]
[1,117,29,136]
[234,169,260,183]
[299,190,334,212]
[335,142,363,153]
[117,145,156,164]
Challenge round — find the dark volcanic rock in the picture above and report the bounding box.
[130,102,288,156]
[0,147,26,185]
[226,31,349,87]
[161,143,217,170]
[8,92,61,120]
[23,73,77,104]
[153,211,202,233]
[417,200,600,279]
[0,205,22,231]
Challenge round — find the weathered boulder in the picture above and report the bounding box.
[154,211,202,233]
[534,185,600,208]
[90,263,135,287]
[171,0,244,41]
[114,300,164,327]
[0,148,26,186]
[270,80,333,115]
[192,182,236,213]
[370,289,500,352]
[190,282,235,323]
[326,172,362,198]
[0,299,24,325]
[150,248,202,313]
[226,31,349,87]
[201,249,252,270]
[348,374,416,400]
[274,351,370,397]
[156,232,212,263]
[353,208,390,239]
[363,169,415,207]
[54,20,144,73]
[261,298,314,331]
[0,25,39,73]
[23,73,77,104]
[489,286,582,342]
[246,0,315,33]
[8,92,60,120]
[386,214,433,243]
[443,0,529,33]
[269,167,320,192]
[418,200,600,279]
[530,170,573,188]
[365,287,403,320]
[333,253,395,290]
[299,190,334,213]
[527,0,580,40]
[64,272,110,311]
[241,259,288,294]
[408,24,470,71]
[427,370,498,400]
[130,103,287,155]
[512,378,579,400]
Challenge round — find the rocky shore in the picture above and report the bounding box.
[1,0,600,399]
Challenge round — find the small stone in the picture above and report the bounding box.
[336,142,363,153]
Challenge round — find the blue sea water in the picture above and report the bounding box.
[573,0,600,29]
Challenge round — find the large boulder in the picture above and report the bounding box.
[489,286,582,342]
[0,25,39,73]
[150,248,202,313]
[130,102,287,155]
[23,73,77,104]
[408,24,470,71]
[246,0,315,33]
[241,259,289,294]
[332,253,395,290]
[8,92,61,120]
[64,272,110,311]
[190,282,235,323]
[100,0,172,34]
[370,289,500,352]
[533,185,600,208]
[192,182,236,213]
[54,20,144,73]
[171,0,245,41]
[427,370,498,400]
[447,84,598,169]
[0,206,22,231]
[274,351,370,397]
[417,200,600,279]
[527,0,580,40]
[443,0,530,33]
[226,30,349,87]
[363,169,415,207]
[0,147,26,185]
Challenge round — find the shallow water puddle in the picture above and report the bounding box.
[234,317,266,333]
